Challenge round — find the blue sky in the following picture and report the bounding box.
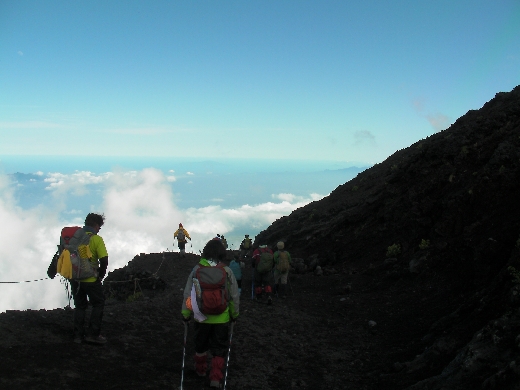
[1,1,518,163]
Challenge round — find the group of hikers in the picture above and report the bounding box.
[48,213,293,389]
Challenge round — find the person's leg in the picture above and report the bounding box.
[193,322,211,376]
[273,271,281,296]
[209,323,229,387]
[280,272,289,298]
[71,281,87,341]
[262,272,274,304]
[254,270,263,300]
[83,281,105,337]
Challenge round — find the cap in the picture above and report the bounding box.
[179,223,183,227]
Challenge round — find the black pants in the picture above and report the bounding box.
[193,322,229,357]
[70,280,105,338]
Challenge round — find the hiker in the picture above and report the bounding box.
[228,254,242,296]
[70,213,109,345]
[251,244,275,304]
[273,241,292,298]
[221,235,228,249]
[174,223,191,254]
[181,239,240,388]
[239,234,252,260]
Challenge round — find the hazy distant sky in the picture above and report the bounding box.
[0,0,519,163]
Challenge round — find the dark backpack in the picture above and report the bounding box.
[195,263,230,315]
[256,249,274,274]
[276,251,290,273]
[177,230,186,242]
[58,227,98,280]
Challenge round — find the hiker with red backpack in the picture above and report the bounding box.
[181,239,240,389]
[60,213,109,345]
[251,244,275,305]
[273,241,292,299]
[174,223,191,254]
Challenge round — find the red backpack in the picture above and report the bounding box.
[195,263,230,315]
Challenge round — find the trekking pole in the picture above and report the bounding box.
[180,321,188,390]
[223,322,235,390]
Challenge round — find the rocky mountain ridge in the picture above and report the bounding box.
[255,85,520,389]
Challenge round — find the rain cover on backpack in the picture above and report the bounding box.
[194,263,230,315]
[256,250,274,274]
[57,227,98,280]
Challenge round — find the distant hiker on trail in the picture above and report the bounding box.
[174,223,191,254]
[273,241,292,299]
[221,235,228,249]
[252,244,275,305]
[228,254,242,296]
[239,234,252,260]
[181,239,240,388]
[68,213,109,345]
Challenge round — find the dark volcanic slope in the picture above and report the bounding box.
[256,85,520,389]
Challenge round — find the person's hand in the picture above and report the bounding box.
[230,316,237,323]
[182,316,191,323]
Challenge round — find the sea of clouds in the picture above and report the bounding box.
[0,163,349,312]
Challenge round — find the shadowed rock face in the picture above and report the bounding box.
[0,86,519,390]
[253,85,520,389]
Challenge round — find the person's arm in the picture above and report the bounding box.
[226,268,239,319]
[98,256,108,280]
[181,269,195,319]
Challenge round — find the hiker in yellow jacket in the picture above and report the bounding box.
[71,213,109,345]
[174,223,191,254]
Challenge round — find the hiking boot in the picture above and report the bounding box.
[209,356,224,388]
[194,353,207,377]
[267,296,273,305]
[84,335,107,345]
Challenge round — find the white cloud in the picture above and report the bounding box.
[0,175,67,312]
[412,96,451,132]
[353,130,376,146]
[426,113,451,132]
